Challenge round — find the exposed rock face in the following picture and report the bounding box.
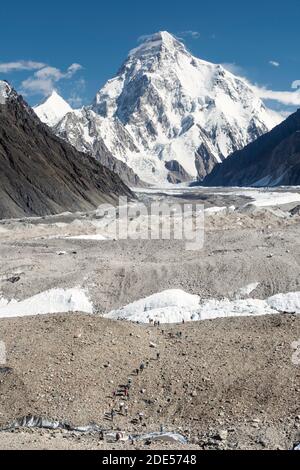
[54,108,145,187]
[0,81,133,219]
[202,109,300,187]
[52,31,280,185]
[165,160,192,184]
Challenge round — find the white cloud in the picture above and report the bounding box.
[269,60,280,67]
[292,80,300,90]
[68,94,83,107]
[137,33,155,43]
[178,30,200,39]
[21,63,83,96]
[252,84,300,106]
[0,60,46,73]
[66,63,83,75]
[221,62,246,76]
[222,62,300,107]
[138,30,200,43]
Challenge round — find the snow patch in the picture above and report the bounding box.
[66,234,107,241]
[235,282,260,299]
[234,190,300,207]
[105,289,200,323]
[0,81,11,105]
[105,288,300,324]
[0,288,93,319]
[267,292,300,313]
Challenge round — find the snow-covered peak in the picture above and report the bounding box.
[0,80,12,105]
[34,90,73,127]
[87,31,282,183]
[129,31,186,58]
[55,32,283,185]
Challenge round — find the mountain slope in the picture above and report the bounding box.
[52,31,280,185]
[0,81,133,219]
[202,109,300,187]
[54,108,145,187]
[35,92,145,187]
[34,91,72,127]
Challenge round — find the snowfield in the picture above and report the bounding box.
[235,190,300,207]
[0,288,93,318]
[66,234,107,240]
[104,288,300,324]
[2,286,299,322]
[34,91,73,127]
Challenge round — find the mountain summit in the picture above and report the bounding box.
[34,90,72,127]
[51,31,281,184]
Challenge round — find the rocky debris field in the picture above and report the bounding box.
[1,188,300,449]
[0,313,300,450]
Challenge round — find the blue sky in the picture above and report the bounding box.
[0,0,299,112]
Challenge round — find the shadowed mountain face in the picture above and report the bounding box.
[0,81,133,220]
[202,109,300,187]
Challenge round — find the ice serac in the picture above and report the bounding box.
[34,90,73,127]
[0,81,133,219]
[202,109,300,187]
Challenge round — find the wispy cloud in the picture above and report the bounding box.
[222,62,300,107]
[67,78,86,108]
[0,60,46,73]
[292,80,300,89]
[21,63,83,96]
[137,30,201,43]
[178,30,200,39]
[269,60,280,67]
[252,84,300,106]
[67,94,83,107]
[221,62,247,76]
[137,33,154,43]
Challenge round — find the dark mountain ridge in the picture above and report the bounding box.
[202,109,300,187]
[0,81,133,219]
